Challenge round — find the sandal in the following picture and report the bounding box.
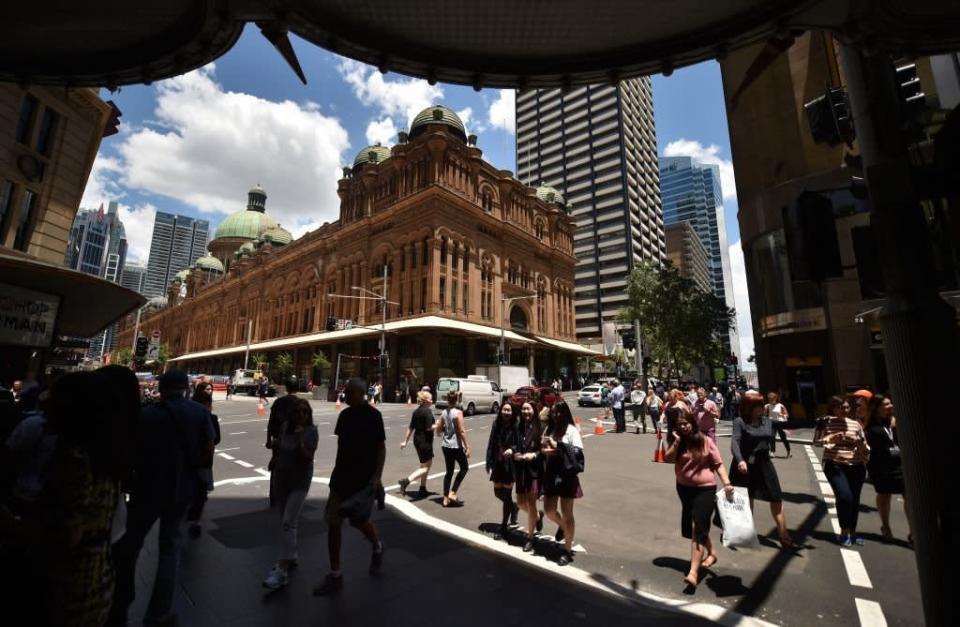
[701,554,718,569]
[683,572,699,587]
[779,534,796,550]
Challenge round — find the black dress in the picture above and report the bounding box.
[409,406,435,463]
[485,419,517,484]
[513,417,542,495]
[865,423,904,495]
[730,416,783,502]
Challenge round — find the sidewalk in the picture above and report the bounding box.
[128,484,757,627]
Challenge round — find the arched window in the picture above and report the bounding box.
[535,221,544,240]
[481,190,492,212]
[537,278,546,332]
[480,257,493,320]
[440,237,447,266]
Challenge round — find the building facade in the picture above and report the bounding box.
[516,79,664,346]
[664,222,712,294]
[720,33,957,416]
[118,106,588,390]
[120,263,147,294]
[142,211,210,298]
[659,155,736,351]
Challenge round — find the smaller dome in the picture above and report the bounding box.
[409,105,467,141]
[174,268,191,282]
[239,241,255,254]
[249,183,266,196]
[353,144,392,168]
[536,185,566,207]
[262,225,292,246]
[195,254,224,273]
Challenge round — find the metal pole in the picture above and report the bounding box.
[131,306,142,357]
[334,353,342,400]
[499,297,507,392]
[840,45,958,626]
[243,318,253,370]
[381,263,387,383]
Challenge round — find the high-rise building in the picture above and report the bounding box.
[143,211,209,298]
[516,79,664,346]
[664,222,712,294]
[64,201,128,356]
[659,155,737,351]
[120,263,147,294]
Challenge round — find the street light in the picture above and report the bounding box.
[499,293,537,393]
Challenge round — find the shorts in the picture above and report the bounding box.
[676,483,716,544]
[325,487,375,525]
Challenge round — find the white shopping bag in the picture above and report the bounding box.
[715,486,759,548]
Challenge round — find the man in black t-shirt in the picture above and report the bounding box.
[313,378,386,596]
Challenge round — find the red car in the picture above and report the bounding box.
[508,385,560,408]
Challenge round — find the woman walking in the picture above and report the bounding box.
[398,390,436,499]
[731,390,794,549]
[485,403,520,540]
[263,398,319,589]
[665,405,735,588]
[439,391,470,507]
[541,400,584,566]
[814,396,870,546]
[646,389,663,434]
[865,395,911,543]
[513,401,544,552]
[188,381,221,537]
[764,392,791,457]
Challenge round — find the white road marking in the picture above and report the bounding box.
[855,598,887,627]
[255,467,270,477]
[215,447,240,453]
[815,471,828,482]
[319,422,331,425]
[218,453,235,460]
[830,517,841,535]
[219,418,269,425]
[819,481,835,496]
[840,548,873,588]
[234,460,254,468]
[229,432,247,435]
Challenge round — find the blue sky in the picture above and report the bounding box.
[81,26,753,363]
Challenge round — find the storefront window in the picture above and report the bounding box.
[746,229,821,318]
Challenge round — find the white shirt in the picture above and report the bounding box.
[561,424,584,449]
[767,403,787,422]
[630,389,645,404]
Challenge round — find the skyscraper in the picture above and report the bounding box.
[120,263,147,294]
[659,155,736,350]
[64,201,128,355]
[143,211,210,298]
[516,79,664,345]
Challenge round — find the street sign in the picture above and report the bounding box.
[151,329,161,341]
[145,343,160,361]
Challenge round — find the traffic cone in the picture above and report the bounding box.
[652,430,666,463]
[256,399,266,416]
[594,413,605,435]
[575,416,582,435]
[335,396,341,410]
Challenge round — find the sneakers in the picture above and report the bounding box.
[523,538,535,553]
[398,478,410,497]
[262,565,289,590]
[370,543,384,574]
[839,534,865,547]
[312,573,344,596]
[558,551,574,566]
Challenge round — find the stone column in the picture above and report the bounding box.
[429,238,441,313]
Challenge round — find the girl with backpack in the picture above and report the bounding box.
[541,400,584,566]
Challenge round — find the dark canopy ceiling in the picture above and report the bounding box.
[3,1,960,87]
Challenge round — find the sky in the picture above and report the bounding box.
[80,26,755,367]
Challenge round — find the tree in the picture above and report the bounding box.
[112,346,133,367]
[311,350,331,382]
[619,262,735,380]
[273,352,294,378]
[154,343,172,373]
[252,352,268,373]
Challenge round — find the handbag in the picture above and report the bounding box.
[559,441,585,476]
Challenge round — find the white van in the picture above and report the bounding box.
[435,375,502,416]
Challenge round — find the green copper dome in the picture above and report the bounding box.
[214,209,279,241]
[352,144,392,168]
[195,254,224,273]
[409,105,467,141]
[174,268,191,282]
[262,225,292,246]
[536,185,566,207]
[238,241,255,255]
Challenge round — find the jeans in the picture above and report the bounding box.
[110,496,188,625]
[612,406,626,432]
[771,423,791,453]
[280,488,309,561]
[824,461,866,532]
[442,447,469,495]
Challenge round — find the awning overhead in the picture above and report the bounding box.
[171,315,593,362]
[0,249,145,337]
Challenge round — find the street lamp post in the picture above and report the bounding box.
[499,294,537,392]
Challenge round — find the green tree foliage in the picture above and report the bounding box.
[618,262,735,379]
[153,344,172,373]
[273,352,294,376]
[112,346,133,367]
[252,353,268,372]
[311,350,331,371]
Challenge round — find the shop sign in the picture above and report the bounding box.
[0,284,60,347]
[759,307,827,338]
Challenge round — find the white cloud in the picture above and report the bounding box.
[456,107,473,133]
[487,90,515,134]
[728,239,756,369]
[80,154,125,210]
[118,203,158,265]
[664,139,737,202]
[365,117,397,146]
[113,64,350,235]
[338,59,443,130]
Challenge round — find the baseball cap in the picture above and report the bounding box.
[159,369,189,389]
[852,389,873,401]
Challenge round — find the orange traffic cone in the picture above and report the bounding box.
[335,396,341,410]
[256,399,266,416]
[575,416,582,435]
[652,430,666,463]
[594,413,605,435]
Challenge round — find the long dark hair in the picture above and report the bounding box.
[865,394,891,429]
[490,402,518,441]
[549,400,574,439]
[675,409,706,462]
[519,400,541,446]
[284,397,314,431]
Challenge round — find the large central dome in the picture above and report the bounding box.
[409,105,467,142]
[209,184,290,270]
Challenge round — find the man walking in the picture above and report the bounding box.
[111,369,215,627]
[629,381,647,434]
[608,379,626,433]
[313,378,386,595]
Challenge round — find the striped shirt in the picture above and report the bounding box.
[814,416,869,465]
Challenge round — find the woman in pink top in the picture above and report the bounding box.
[665,406,734,589]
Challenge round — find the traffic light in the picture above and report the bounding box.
[135,335,149,359]
[621,330,636,350]
[804,86,854,146]
[782,191,842,282]
[642,356,652,371]
[326,317,337,332]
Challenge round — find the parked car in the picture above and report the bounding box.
[436,376,502,415]
[508,385,560,408]
[577,385,608,407]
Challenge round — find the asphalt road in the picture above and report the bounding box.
[193,392,920,626]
